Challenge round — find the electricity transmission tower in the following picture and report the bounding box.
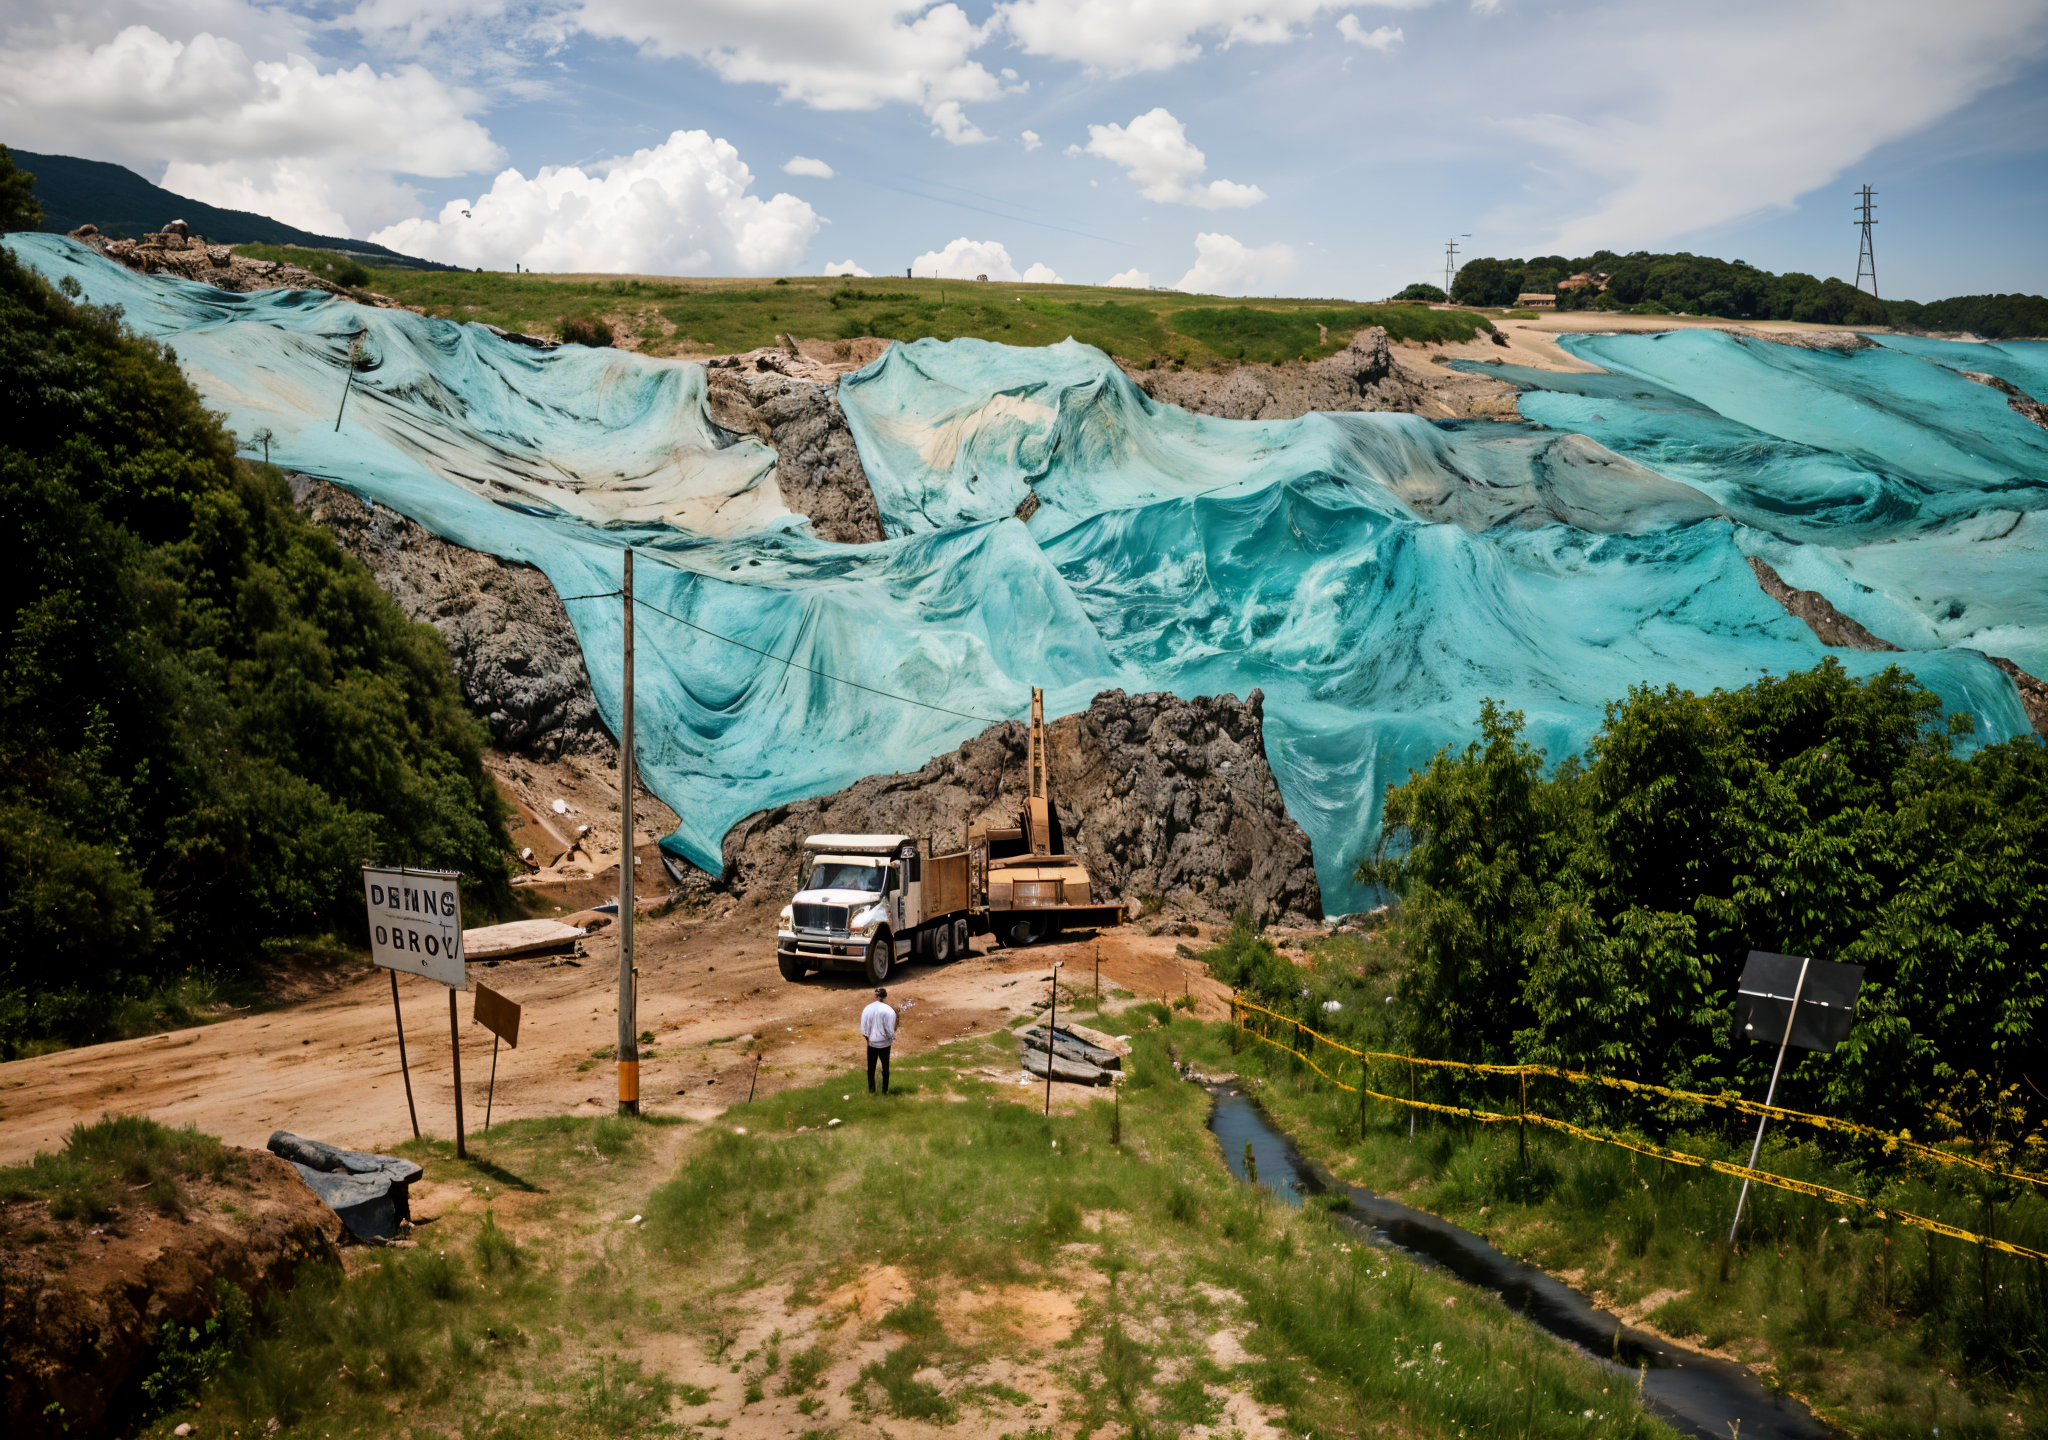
[1444,234,1469,297]
[1853,185,1879,298]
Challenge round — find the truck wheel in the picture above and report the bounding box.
[932,922,954,963]
[777,950,808,982]
[865,935,892,984]
[954,918,970,958]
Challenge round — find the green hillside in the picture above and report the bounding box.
[0,245,510,1056]
[1452,248,2046,337]
[231,244,1496,366]
[9,148,457,268]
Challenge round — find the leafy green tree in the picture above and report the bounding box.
[0,246,511,1052]
[0,144,40,232]
[1363,663,2046,1134]
[1393,283,1446,302]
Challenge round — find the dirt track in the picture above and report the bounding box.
[0,901,1240,1165]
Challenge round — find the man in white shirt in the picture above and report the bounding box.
[861,987,898,1094]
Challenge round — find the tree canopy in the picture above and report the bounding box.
[1362,663,2046,1136]
[0,244,510,1053]
[1450,248,2045,336]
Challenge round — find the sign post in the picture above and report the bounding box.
[1726,950,1864,1246]
[364,866,469,1157]
[472,983,522,1132]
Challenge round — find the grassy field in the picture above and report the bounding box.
[230,244,1496,367]
[1219,934,2048,1440]
[126,1020,1671,1440]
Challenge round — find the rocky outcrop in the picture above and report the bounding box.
[1132,325,1520,422]
[293,477,609,759]
[1747,558,2048,737]
[67,225,419,310]
[1747,557,1902,651]
[0,1151,340,1440]
[720,688,1322,927]
[1984,655,2048,737]
[1959,370,2048,433]
[706,370,886,543]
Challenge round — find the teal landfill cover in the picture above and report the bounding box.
[14,233,2038,915]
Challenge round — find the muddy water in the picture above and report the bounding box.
[1208,1089,1832,1440]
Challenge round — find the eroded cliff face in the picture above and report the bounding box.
[1130,326,1521,422]
[719,689,1322,926]
[293,477,609,760]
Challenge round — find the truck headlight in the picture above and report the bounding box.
[778,905,794,926]
[851,908,883,937]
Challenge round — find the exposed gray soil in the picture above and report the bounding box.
[705,370,885,543]
[293,477,609,760]
[720,688,1322,926]
[1959,370,2048,433]
[1129,326,1522,422]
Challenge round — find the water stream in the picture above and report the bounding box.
[1208,1088,1832,1440]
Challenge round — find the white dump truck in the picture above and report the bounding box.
[775,688,1126,983]
[776,834,974,983]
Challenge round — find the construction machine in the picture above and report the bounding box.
[775,688,1125,982]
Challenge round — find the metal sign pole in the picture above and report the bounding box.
[484,1033,501,1133]
[449,988,467,1159]
[1728,955,1810,1247]
[390,970,420,1139]
[618,548,640,1117]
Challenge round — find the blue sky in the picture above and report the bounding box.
[4,0,2045,299]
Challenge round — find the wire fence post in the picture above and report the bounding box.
[1359,1058,1369,1141]
[1519,1069,1528,1168]
[1409,1060,1417,1141]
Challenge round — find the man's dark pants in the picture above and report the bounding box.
[867,1045,891,1094]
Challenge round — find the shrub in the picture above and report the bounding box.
[558,315,615,347]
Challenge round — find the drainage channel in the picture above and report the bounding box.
[1209,1088,1832,1440]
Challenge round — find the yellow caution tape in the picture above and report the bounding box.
[1230,1016,2048,1264]
[1230,998,2048,1189]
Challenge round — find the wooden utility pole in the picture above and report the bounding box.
[618,549,639,1116]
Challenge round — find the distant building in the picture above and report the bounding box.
[1516,293,1557,309]
[1557,270,1611,293]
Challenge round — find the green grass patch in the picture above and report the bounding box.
[237,258,1495,367]
[0,1114,243,1222]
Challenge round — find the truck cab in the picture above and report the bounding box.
[777,834,972,984]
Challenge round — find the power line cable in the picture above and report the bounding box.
[625,591,1018,726]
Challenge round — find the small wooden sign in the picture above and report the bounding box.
[473,983,521,1048]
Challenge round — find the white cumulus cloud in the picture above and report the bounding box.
[0,18,501,236]
[1336,16,1402,49]
[1075,107,1264,209]
[572,0,1012,143]
[1020,128,1042,150]
[368,130,820,274]
[824,258,872,276]
[998,0,1350,73]
[1174,231,1297,293]
[1105,268,1153,288]
[783,155,835,178]
[911,237,1059,281]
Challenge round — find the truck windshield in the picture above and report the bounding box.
[808,862,885,892]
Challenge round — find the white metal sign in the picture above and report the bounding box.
[363,867,467,990]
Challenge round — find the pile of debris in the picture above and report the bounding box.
[65,221,419,309]
[1018,1022,1127,1086]
[267,1132,421,1243]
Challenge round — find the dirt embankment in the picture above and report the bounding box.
[1,1152,340,1440]
[1129,325,1522,422]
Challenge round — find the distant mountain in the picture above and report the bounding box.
[12,149,461,271]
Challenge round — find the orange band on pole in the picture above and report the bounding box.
[618,1060,640,1104]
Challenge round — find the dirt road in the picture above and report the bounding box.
[0,900,1241,1165]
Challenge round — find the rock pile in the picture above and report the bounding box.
[1131,325,1521,422]
[719,688,1323,928]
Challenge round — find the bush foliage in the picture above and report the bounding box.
[1360,662,2046,1135]
[0,245,510,1053]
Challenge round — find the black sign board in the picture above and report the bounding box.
[1733,951,1864,1054]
